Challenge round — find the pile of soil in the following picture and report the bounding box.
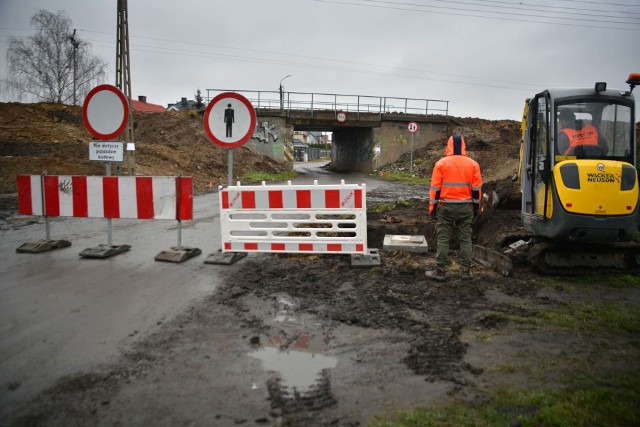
[376,117,522,184]
[0,102,288,194]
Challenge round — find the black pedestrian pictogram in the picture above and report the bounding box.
[224,103,235,138]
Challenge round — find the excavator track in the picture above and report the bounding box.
[526,240,640,275]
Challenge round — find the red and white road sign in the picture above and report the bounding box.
[204,92,256,148]
[82,84,129,140]
[336,111,347,123]
[407,122,419,133]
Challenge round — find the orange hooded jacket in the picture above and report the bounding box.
[561,125,599,155]
[429,135,483,215]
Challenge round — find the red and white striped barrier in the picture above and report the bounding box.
[17,175,193,220]
[219,181,367,254]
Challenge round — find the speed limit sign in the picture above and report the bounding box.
[407,122,419,133]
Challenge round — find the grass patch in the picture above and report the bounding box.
[371,372,640,427]
[495,301,640,334]
[240,170,298,183]
[544,273,640,290]
[368,200,411,214]
[566,273,640,288]
[374,171,429,185]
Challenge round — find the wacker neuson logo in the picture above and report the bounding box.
[586,163,619,183]
[587,172,619,183]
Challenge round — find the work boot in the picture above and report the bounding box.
[461,267,473,279]
[425,267,447,282]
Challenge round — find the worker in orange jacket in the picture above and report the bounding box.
[557,109,607,155]
[425,135,482,281]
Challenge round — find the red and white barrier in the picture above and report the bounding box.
[17,175,193,220]
[219,181,367,254]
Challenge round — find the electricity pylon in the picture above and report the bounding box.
[116,0,135,176]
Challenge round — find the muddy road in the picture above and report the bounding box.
[2,163,639,426]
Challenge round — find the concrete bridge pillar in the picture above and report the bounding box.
[246,114,294,165]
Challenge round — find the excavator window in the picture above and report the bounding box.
[554,101,634,165]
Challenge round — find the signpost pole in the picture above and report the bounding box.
[80,84,132,258]
[407,122,419,176]
[106,162,113,246]
[202,92,256,265]
[228,149,234,186]
[410,133,414,175]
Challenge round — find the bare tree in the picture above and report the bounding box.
[4,9,108,104]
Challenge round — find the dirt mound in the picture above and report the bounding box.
[0,102,288,194]
[378,117,522,184]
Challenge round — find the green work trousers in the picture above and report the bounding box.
[435,203,473,269]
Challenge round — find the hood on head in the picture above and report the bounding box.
[444,135,467,156]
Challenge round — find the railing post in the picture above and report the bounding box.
[357,96,360,120]
[311,93,314,118]
[405,98,408,114]
[426,100,429,115]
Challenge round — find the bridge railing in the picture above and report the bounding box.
[205,89,448,119]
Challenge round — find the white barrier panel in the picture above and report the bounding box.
[17,175,193,220]
[219,181,367,254]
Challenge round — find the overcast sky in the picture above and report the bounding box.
[1,0,639,120]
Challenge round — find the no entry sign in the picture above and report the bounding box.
[204,92,256,148]
[82,84,129,140]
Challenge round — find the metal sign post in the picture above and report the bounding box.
[407,122,419,175]
[202,92,256,264]
[80,84,132,258]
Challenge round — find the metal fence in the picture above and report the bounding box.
[205,89,448,118]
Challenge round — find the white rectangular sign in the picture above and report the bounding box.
[89,141,124,162]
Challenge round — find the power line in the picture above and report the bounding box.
[447,0,640,13]
[382,0,640,19]
[309,0,640,30]
[83,38,542,94]
[319,0,640,24]
[83,31,533,87]
[537,0,640,6]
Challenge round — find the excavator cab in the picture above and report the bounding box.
[519,74,639,244]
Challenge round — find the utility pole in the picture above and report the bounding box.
[69,29,80,105]
[116,0,135,176]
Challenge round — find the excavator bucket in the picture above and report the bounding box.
[472,244,513,276]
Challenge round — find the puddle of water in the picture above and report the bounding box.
[249,346,337,391]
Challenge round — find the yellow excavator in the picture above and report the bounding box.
[475,73,640,274]
[507,73,640,273]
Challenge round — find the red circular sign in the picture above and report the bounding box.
[82,84,129,140]
[203,92,256,148]
[407,122,419,133]
[336,111,347,123]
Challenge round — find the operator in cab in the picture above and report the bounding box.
[557,109,607,156]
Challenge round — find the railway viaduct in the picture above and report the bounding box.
[207,90,456,172]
